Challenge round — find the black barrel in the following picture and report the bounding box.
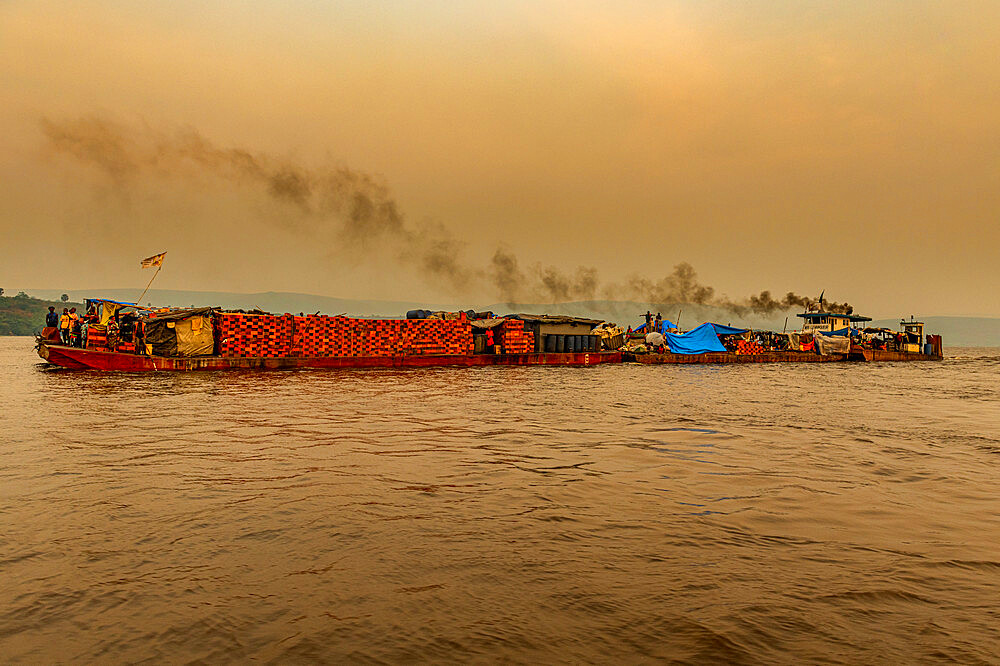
[545,334,556,353]
[556,335,565,353]
[569,335,578,353]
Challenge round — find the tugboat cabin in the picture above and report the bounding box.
[797,311,872,334]
[900,318,925,353]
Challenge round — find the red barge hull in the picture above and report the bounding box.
[37,341,622,371]
[37,341,941,371]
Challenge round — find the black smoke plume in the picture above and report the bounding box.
[41,115,849,315]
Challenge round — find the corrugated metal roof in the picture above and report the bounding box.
[796,312,872,322]
[507,314,604,326]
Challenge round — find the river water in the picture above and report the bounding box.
[1,336,998,663]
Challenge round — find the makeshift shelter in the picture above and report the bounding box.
[814,332,851,355]
[86,298,141,326]
[143,308,215,357]
[663,322,727,354]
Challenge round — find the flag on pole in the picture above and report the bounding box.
[141,252,167,268]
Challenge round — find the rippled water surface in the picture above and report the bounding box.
[2,337,999,663]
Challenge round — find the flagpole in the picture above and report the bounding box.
[137,264,162,305]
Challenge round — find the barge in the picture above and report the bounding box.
[35,298,943,371]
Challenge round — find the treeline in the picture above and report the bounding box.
[0,293,84,335]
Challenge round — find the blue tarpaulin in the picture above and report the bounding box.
[633,319,676,334]
[664,322,726,354]
[710,323,747,336]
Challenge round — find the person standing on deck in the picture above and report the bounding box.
[45,306,59,329]
[59,308,70,344]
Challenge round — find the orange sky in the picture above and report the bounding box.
[1,1,998,316]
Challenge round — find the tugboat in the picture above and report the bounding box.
[796,307,872,334]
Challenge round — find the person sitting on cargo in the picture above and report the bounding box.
[45,306,59,329]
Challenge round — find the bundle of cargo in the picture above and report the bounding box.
[85,324,108,351]
[592,323,626,350]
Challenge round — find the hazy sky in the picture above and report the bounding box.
[2,1,998,316]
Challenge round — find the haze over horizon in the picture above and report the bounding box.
[2,1,998,316]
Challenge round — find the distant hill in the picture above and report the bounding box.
[0,293,84,336]
[14,288,999,346]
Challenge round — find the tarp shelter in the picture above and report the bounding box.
[814,332,851,355]
[663,322,727,354]
[633,319,676,335]
[144,308,215,357]
[86,298,140,326]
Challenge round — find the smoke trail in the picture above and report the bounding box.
[40,115,472,289]
[489,250,599,304]
[613,263,851,315]
[41,115,850,315]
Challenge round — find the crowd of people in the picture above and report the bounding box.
[44,304,103,348]
[44,303,146,353]
[45,306,85,347]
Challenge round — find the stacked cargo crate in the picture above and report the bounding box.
[500,319,535,354]
[85,324,108,351]
[214,313,294,357]
[735,339,764,355]
[216,312,473,358]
